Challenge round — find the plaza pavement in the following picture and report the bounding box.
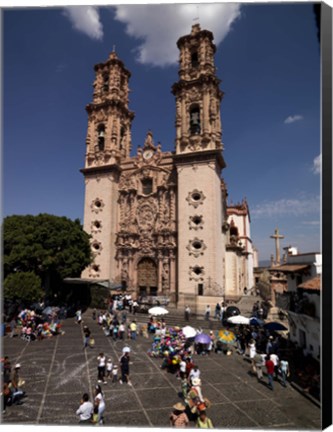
[1,311,321,429]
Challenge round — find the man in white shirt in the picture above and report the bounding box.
[189,366,201,385]
[76,393,93,424]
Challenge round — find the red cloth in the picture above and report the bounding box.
[266,359,274,374]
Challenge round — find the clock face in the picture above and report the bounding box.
[143,150,153,160]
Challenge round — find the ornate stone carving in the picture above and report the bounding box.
[189,215,204,230]
[90,198,105,214]
[186,189,206,208]
[189,265,205,281]
[186,238,206,258]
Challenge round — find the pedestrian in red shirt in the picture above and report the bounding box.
[265,355,275,390]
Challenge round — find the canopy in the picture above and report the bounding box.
[182,326,197,338]
[249,317,264,326]
[194,333,211,344]
[264,322,288,331]
[227,315,250,325]
[148,306,169,316]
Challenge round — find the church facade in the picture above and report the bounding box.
[81,24,255,312]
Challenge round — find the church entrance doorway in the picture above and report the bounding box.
[137,258,158,297]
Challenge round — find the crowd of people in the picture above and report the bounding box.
[5,308,64,342]
[1,358,26,414]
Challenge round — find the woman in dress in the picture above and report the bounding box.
[94,385,106,425]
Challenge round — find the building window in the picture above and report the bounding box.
[142,178,153,195]
[191,51,199,68]
[190,105,201,135]
[97,124,105,151]
[198,283,204,296]
[103,74,109,92]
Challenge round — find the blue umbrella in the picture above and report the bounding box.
[249,317,264,326]
[264,322,288,331]
[194,333,211,344]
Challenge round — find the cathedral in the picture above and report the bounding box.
[81,24,256,313]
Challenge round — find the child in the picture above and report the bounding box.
[91,406,99,425]
[112,365,118,382]
[106,358,113,379]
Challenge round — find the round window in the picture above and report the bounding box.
[94,221,101,229]
[193,267,202,275]
[192,215,202,225]
[192,241,202,250]
[192,192,201,201]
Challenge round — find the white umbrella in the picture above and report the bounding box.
[181,326,197,338]
[148,306,169,316]
[122,346,131,353]
[227,315,250,325]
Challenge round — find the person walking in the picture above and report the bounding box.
[112,365,118,383]
[184,305,191,322]
[119,351,131,385]
[130,320,137,340]
[94,385,106,425]
[254,353,265,382]
[214,303,221,319]
[97,353,107,384]
[196,410,214,428]
[106,358,113,380]
[204,305,211,321]
[76,393,93,424]
[169,402,189,427]
[269,352,280,380]
[83,326,92,349]
[279,358,290,387]
[265,355,275,390]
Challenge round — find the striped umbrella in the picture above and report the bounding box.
[218,329,237,345]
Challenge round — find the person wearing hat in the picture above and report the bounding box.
[169,402,189,427]
[186,377,205,415]
[11,363,25,404]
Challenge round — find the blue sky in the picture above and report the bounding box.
[3,3,321,261]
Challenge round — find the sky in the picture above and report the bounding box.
[2,2,321,262]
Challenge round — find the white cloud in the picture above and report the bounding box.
[63,6,103,40]
[284,114,303,124]
[113,4,241,67]
[251,195,320,219]
[312,154,321,175]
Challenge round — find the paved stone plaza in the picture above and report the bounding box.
[2,312,321,429]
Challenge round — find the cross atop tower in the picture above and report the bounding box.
[270,227,284,266]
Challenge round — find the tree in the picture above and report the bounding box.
[4,272,43,303]
[3,214,92,298]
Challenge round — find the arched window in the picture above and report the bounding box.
[97,124,105,151]
[230,225,239,237]
[191,51,199,68]
[190,105,201,135]
[120,126,126,149]
[103,74,109,92]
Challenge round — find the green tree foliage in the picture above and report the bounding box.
[4,271,43,303]
[3,214,92,288]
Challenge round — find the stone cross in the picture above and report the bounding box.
[270,228,284,265]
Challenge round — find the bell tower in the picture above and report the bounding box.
[173,24,227,310]
[172,23,223,154]
[84,50,135,168]
[81,50,135,281]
